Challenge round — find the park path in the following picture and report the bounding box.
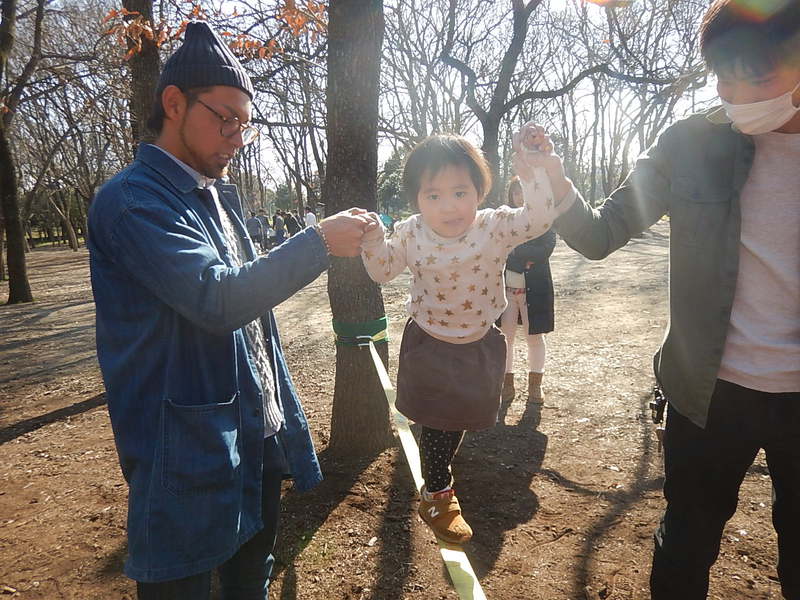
[0,223,781,599]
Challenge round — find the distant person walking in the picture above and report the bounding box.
[273,212,286,245]
[304,206,317,228]
[257,212,272,251]
[499,176,556,407]
[245,211,264,253]
[285,211,302,236]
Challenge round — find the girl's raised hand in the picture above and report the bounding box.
[360,211,385,243]
[512,122,571,201]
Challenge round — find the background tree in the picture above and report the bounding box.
[377,148,404,215]
[120,0,159,143]
[12,0,131,249]
[1,0,46,303]
[435,0,707,204]
[440,0,545,205]
[257,33,327,211]
[514,0,707,204]
[380,0,472,151]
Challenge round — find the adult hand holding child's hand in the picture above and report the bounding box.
[318,208,377,257]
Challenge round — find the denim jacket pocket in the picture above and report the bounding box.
[669,176,729,246]
[161,393,242,496]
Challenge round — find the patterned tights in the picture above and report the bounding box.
[419,427,465,493]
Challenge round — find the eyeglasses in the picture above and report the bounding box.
[195,98,259,145]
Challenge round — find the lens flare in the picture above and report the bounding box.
[729,0,792,22]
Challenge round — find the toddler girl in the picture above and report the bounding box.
[361,128,573,544]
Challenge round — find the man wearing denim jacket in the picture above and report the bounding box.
[514,2,800,598]
[88,23,372,599]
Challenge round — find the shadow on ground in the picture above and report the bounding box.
[0,393,106,445]
[458,399,547,581]
[275,448,420,600]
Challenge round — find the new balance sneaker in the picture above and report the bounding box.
[418,486,473,545]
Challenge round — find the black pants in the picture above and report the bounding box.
[651,380,800,599]
[419,427,465,493]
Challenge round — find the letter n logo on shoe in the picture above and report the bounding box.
[428,506,440,519]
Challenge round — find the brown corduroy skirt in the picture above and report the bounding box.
[395,319,506,431]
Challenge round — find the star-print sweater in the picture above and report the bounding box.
[362,168,575,344]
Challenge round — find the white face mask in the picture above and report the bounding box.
[721,80,800,135]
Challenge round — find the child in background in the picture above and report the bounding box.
[360,128,575,544]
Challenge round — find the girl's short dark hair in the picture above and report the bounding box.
[700,0,800,76]
[401,135,492,208]
[506,175,522,207]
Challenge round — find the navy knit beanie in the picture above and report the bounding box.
[156,21,254,99]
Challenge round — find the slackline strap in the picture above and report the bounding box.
[365,339,487,600]
[332,317,389,346]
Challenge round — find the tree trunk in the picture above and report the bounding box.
[48,194,79,251]
[0,219,6,281]
[440,1,539,204]
[324,0,391,458]
[0,124,33,303]
[123,0,160,145]
[481,117,502,208]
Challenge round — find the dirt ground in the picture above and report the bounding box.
[0,220,782,599]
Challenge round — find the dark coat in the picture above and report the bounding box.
[505,229,556,334]
[285,214,302,235]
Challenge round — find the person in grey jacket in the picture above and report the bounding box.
[513,1,799,598]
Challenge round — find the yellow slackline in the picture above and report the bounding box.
[366,340,487,600]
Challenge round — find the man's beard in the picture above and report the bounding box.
[178,120,227,179]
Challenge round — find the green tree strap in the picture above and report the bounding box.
[332,316,389,346]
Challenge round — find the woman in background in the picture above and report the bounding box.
[500,176,556,405]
